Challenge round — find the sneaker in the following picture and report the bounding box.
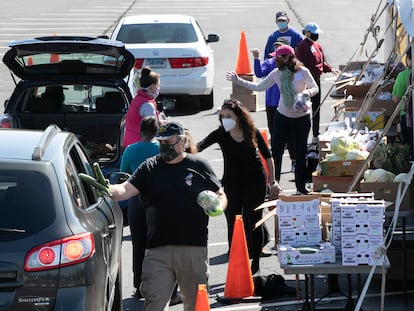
[290,161,296,173]
[169,293,183,306]
[311,136,319,144]
[133,288,144,299]
[295,189,310,195]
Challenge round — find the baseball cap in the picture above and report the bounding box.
[155,121,184,140]
[275,11,288,21]
[269,38,290,57]
[303,22,323,34]
[275,45,295,58]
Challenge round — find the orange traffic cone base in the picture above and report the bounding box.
[223,215,255,299]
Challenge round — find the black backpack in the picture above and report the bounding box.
[253,274,296,300]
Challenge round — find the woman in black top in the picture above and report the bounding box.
[197,99,281,274]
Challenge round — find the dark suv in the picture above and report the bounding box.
[0,125,124,310]
[0,36,135,175]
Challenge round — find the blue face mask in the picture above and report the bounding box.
[277,22,288,30]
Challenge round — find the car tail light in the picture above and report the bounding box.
[169,57,209,68]
[134,59,144,69]
[0,114,14,128]
[24,232,95,272]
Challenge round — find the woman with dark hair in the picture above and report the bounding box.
[197,99,281,274]
[226,45,319,195]
[123,66,161,147]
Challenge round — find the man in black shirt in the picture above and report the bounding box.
[109,121,227,311]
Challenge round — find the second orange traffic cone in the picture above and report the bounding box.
[223,215,255,299]
[235,31,252,75]
[195,284,210,311]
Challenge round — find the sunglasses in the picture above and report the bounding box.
[221,99,238,109]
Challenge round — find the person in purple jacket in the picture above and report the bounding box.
[251,38,296,173]
[264,11,303,60]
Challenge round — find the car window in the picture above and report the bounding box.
[69,144,99,206]
[17,85,126,114]
[0,171,55,241]
[19,52,126,69]
[116,23,198,44]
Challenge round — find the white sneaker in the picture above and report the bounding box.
[311,136,319,144]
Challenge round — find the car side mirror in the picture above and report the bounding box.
[206,34,219,43]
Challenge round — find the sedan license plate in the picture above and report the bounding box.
[146,58,166,68]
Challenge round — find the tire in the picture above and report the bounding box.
[200,90,214,110]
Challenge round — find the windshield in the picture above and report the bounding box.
[116,23,198,44]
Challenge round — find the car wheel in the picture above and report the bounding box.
[200,90,214,110]
[111,266,123,311]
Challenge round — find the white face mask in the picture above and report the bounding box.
[221,118,237,132]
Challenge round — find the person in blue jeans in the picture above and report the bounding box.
[252,37,296,173]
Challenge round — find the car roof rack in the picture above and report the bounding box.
[32,124,61,161]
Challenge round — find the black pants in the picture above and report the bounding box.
[401,115,413,159]
[311,79,322,138]
[268,105,296,161]
[223,180,267,266]
[128,195,147,289]
[272,112,311,193]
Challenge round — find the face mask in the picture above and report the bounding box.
[221,118,237,132]
[146,86,160,99]
[310,34,319,41]
[277,22,288,30]
[159,141,180,161]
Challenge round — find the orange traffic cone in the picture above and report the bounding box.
[260,128,270,147]
[259,128,270,179]
[27,56,33,66]
[223,215,255,299]
[195,284,210,311]
[50,33,60,63]
[235,31,252,75]
[50,53,60,63]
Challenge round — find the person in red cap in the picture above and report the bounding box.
[251,38,296,174]
[296,22,340,144]
[226,45,319,195]
[264,11,303,59]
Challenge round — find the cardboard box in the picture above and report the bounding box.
[278,243,336,265]
[312,171,360,192]
[344,108,386,130]
[320,159,365,177]
[344,83,393,99]
[344,99,398,118]
[360,181,413,211]
[230,93,257,112]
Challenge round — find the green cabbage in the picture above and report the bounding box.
[365,168,395,182]
[344,149,369,160]
[394,173,409,183]
[330,136,352,157]
[197,190,223,216]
